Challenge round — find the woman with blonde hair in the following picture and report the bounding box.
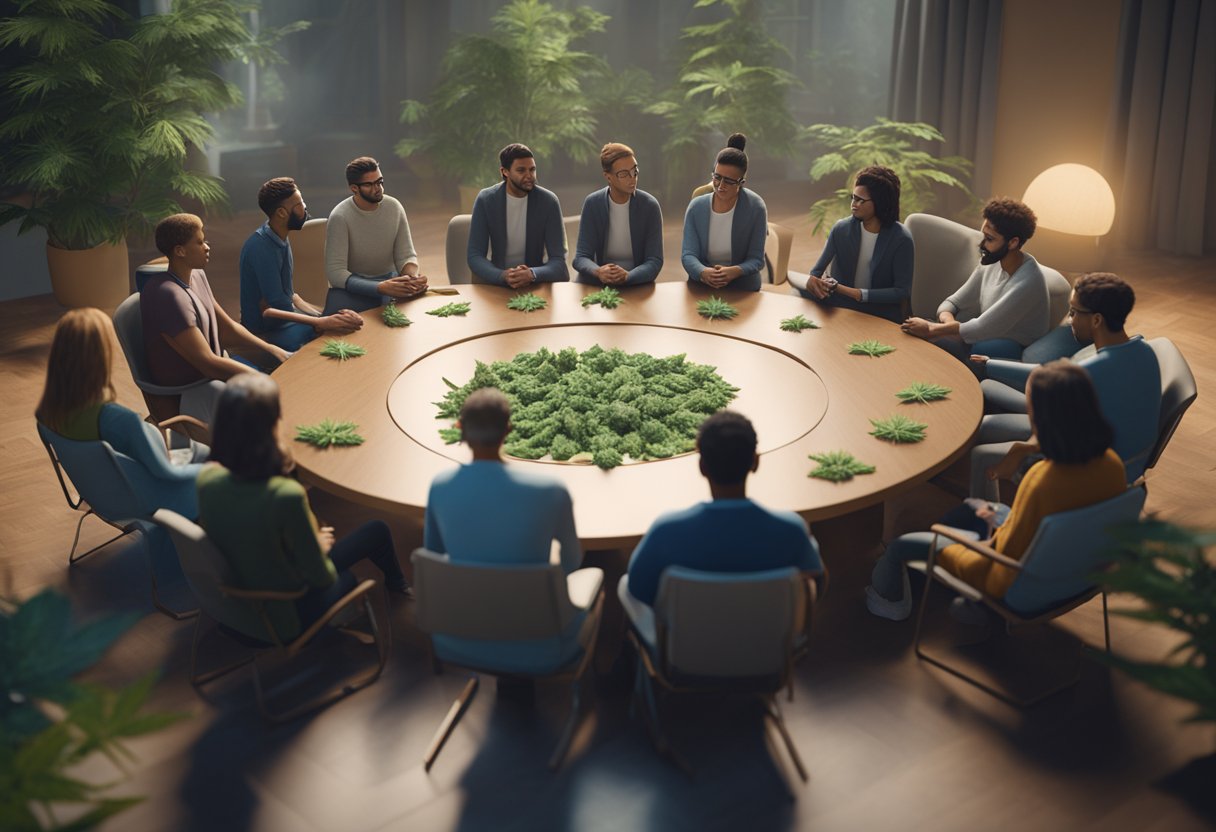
[36,307,204,518]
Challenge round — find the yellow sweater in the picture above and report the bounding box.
[938,449,1126,598]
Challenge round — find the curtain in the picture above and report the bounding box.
[1104,0,1216,255]
[888,0,1004,212]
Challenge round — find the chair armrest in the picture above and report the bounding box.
[221,584,309,602]
[929,524,1024,571]
[907,559,985,602]
[156,414,210,449]
[565,567,604,610]
[134,377,213,398]
[288,579,378,652]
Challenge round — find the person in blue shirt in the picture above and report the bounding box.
[621,411,826,642]
[239,177,363,351]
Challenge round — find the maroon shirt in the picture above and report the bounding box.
[141,269,222,386]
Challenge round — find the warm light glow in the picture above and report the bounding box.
[1022,164,1116,236]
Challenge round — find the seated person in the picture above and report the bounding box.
[141,213,291,425]
[681,133,768,292]
[37,307,204,520]
[324,156,428,313]
[423,388,582,673]
[969,272,1161,499]
[572,142,663,286]
[901,198,1050,362]
[791,165,914,323]
[239,177,363,351]
[865,361,1126,622]
[467,143,569,288]
[621,410,825,645]
[198,373,410,642]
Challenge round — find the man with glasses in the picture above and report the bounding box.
[240,177,363,351]
[572,142,664,286]
[967,272,1161,500]
[324,156,427,313]
[467,143,568,287]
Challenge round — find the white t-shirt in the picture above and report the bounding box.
[505,192,528,268]
[604,197,634,270]
[855,227,878,291]
[707,205,735,265]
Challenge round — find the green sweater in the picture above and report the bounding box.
[197,465,336,640]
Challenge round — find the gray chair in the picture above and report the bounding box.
[410,547,605,771]
[1145,337,1198,471]
[291,216,329,304]
[912,485,1147,706]
[905,212,983,319]
[444,214,474,284]
[623,567,812,790]
[154,509,389,723]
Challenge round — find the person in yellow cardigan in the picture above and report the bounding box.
[865,361,1126,621]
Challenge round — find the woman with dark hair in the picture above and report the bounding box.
[865,361,1126,621]
[794,165,914,323]
[36,308,204,518]
[681,132,769,292]
[197,373,409,639]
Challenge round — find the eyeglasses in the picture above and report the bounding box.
[711,172,745,188]
[850,194,873,204]
[612,166,640,180]
[356,178,385,190]
[1068,305,1096,317]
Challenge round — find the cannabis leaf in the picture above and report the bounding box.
[427,301,472,317]
[382,303,412,327]
[582,286,624,309]
[808,450,877,482]
[869,413,928,443]
[779,314,819,332]
[896,381,951,403]
[506,292,548,312]
[295,420,365,448]
[319,339,367,361]
[848,339,896,357]
[697,295,739,320]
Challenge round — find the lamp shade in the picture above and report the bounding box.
[1022,164,1116,236]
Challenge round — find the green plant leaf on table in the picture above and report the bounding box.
[582,286,623,309]
[295,420,365,448]
[427,301,472,318]
[779,314,819,332]
[319,339,366,361]
[382,303,412,327]
[696,295,739,320]
[808,450,876,482]
[869,414,927,443]
[895,381,952,403]
[848,339,896,357]
[506,292,548,312]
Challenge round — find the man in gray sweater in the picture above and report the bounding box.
[901,198,1050,363]
[323,156,428,313]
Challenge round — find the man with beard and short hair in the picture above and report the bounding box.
[323,156,427,313]
[239,177,364,351]
[467,143,569,288]
[901,198,1050,362]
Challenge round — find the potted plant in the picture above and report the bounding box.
[0,0,251,310]
[396,0,608,210]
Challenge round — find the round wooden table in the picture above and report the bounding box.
[276,282,981,547]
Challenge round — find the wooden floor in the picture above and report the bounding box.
[2,187,1214,831]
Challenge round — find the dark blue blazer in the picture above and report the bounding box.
[572,187,664,285]
[681,189,768,292]
[802,216,914,321]
[467,181,568,285]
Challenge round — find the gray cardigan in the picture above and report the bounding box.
[681,189,768,292]
[572,187,664,285]
[467,181,569,285]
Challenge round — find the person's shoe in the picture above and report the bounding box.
[386,577,415,599]
[948,597,991,627]
[865,585,912,621]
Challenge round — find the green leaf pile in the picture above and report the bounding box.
[848,339,896,357]
[382,303,412,327]
[427,301,472,317]
[869,413,928,443]
[808,450,876,482]
[582,286,623,309]
[295,419,365,448]
[896,381,951,403]
[506,292,548,312]
[779,314,819,332]
[434,345,738,469]
[696,295,739,320]
[319,339,366,361]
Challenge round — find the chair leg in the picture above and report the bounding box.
[1102,591,1111,654]
[67,510,130,565]
[762,695,808,783]
[143,529,198,621]
[424,676,479,772]
[189,613,255,695]
[548,679,584,770]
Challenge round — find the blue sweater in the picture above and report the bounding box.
[681,189,768,291]
[802,216,914,322]
[238,222,295,333]
[467,182,569,285]
[572,187,664,285]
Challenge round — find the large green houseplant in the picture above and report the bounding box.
[0,0,250,309]
[397,0,608,206]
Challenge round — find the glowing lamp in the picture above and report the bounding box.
[1022,164,1116,237]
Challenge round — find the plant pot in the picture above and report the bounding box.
[46,239,130,311]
